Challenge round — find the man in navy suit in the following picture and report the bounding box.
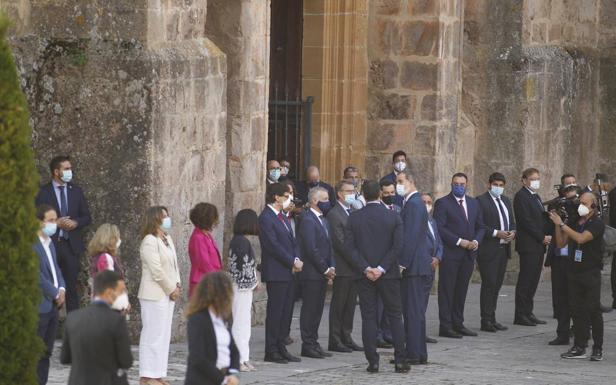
[476,172,517,332]
[344,180,410,373]
[298,187,336,358]
[380,150,407,208]
[396,169,439,364]
[434,172,485,338]
[296,166,336,206]
[35,156,91,312]
[259,182,304,364]
[35,204,66,385]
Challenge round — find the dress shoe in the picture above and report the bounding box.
[328,343,353,353]
[548,336,570,346]
[344,340,364,351]
[513,315,536,326]
[439,328,463,338]
[280,349,301,362]
[493,322,508,331]
[366,363,379,373]
[395,362,411,373]
[454,326,478,337]
[315,345,333,357]
[377,339,393,349]
[301,348,324,359]
[390,358,421,365]
[263,352,288,364]
[426,336,438,343]
[481,323,497,332]
[528,314,546,325]
[284,336,294,345]
[600,303,613,313]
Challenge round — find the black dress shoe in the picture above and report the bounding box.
[395,362,411,373]
[301,348,324,359]
[280,349,302,362]
[439,328,463,338]
[494,322,508,331]
[315,345,333,357]
[377,340,393,348]
[264,352,289,364]
[481,323,497,332]
[284,336,294,345]
[426,336,437,343]
[454,326,478,337]
[366,363,379,373]
[600,303,613,313]
[329,343,353,353]
[513,315,537,326]
[528,314,546,325]
[548,336,570,346]
[344,341,364,351]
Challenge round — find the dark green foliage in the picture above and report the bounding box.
[0,15,44,385]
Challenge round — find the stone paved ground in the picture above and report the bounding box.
[48,272,616,385]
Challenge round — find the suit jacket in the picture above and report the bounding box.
[35,239,66,314]
[188,228,222,297]
[433,193,485,261]
[138,234,181,301]
[427,216,444,262]
[383,202,402,214]
[380,172,404,207]
[609,187,616,228]
[477,192,517,259]
[258,206,300,282]
[344,202,403,279]
[399,192,432,276]
[298,209,334,281]
[297,181,336,206]
[35,182,91,254]
[60,302,133,385]
[513,187,549,255]
[185,309,239,385]
[326,202,355,277]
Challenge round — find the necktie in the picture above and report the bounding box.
[534,194,545,212]
[319,215,330,237]
[496,198,509,231]
[346,208,352,215]
[458,199,468,221]
[58,185,69,239]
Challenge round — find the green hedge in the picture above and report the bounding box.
[0,15,43,385]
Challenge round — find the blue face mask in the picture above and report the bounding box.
[317,201,332,215]
[42,222,57,237]
[452,184,466,198]
[396,184,406,196]
[268,169,281,181]
[161,217,172,232]
[489,185,504,198]
[344,194,356,205]
[61,170,73,183]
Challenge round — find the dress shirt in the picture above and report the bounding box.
[490,194,509,244]
[338,201,351,215]
[209,309,231,370]
[39,235,65,296]
[454,196,472,246]
[427,218,435,240]
[309,207,333,275]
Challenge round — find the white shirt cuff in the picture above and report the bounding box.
[456,238,462,246]
[377,266,386,274]
[492,230,498,237]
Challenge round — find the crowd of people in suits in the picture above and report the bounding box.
[32,151,614,385]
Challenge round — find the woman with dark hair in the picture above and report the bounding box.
[188,202,222,298]
[185,272,240,385]
[228,209,259,372]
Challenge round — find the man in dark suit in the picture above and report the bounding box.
[396,169,439,364]
[35,156,91,312]
[327,180,363,353]
[259,182,303,364]
[380,150,407,208]
[513,167,552,326]
[35,204,66,385]
[298,186,336,358]
[434,172,485,338]
[296,166,336,206]
[61,270,132,385]
[609,185,616,309]
[476,172,517,332]
[344,180,410,373]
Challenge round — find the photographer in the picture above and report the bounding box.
[549,192,605,361]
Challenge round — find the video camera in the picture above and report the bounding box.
[545,195,581,225]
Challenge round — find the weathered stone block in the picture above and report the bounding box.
[401,21,439,56]
[368,59,399,89]
[408,0,438,16]
[420,94,437,121]
[400,61,437,91]
[369,92,412,120]
[374,0,402,15]
[376,18,402,55]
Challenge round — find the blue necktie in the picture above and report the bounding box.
[496,198,509,231]
[320,215,330,237]
[58,185,69,239]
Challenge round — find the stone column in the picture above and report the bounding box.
[4,0,227,339]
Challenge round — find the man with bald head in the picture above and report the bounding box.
[549,192,606,361]
[266,160,282,185]
[297,166,336,206]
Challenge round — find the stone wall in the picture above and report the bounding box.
[2,0,228,340]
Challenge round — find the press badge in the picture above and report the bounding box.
[574,249,583,262]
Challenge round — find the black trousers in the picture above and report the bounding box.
[438,256,474,330]
[401,274,433,361]
[477,246,508,325]
[551,257,571,338]
[300,280,327,349]
[514,251,544,317]
[37,309,59,385]
[55,239,81,312]
[376,294,392,342]
[569,269,603,349]
[265,281,296,354]
[328,276,358,346]
[356,277,406,365]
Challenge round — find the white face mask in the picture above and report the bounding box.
[426,204,433,213]
[394,161,407,172]
[529,180,541,190]
[396,183,406,196]
[577,204,590,217]
[282,196,291,210]
[116,239,122,249]
[111,292,129,311]
[489,185,504,198]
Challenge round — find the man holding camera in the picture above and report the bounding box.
[549,192,605,361]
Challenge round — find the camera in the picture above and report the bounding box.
[545,196,580,225]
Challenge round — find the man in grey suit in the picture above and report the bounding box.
[61,270,133,385]
[327,179,363,352]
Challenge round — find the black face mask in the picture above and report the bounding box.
[308,181,319,188]
[382,195,395,205]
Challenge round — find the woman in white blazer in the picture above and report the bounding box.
[138,206,181,385]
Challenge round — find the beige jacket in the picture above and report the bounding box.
[138,234,181,301]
